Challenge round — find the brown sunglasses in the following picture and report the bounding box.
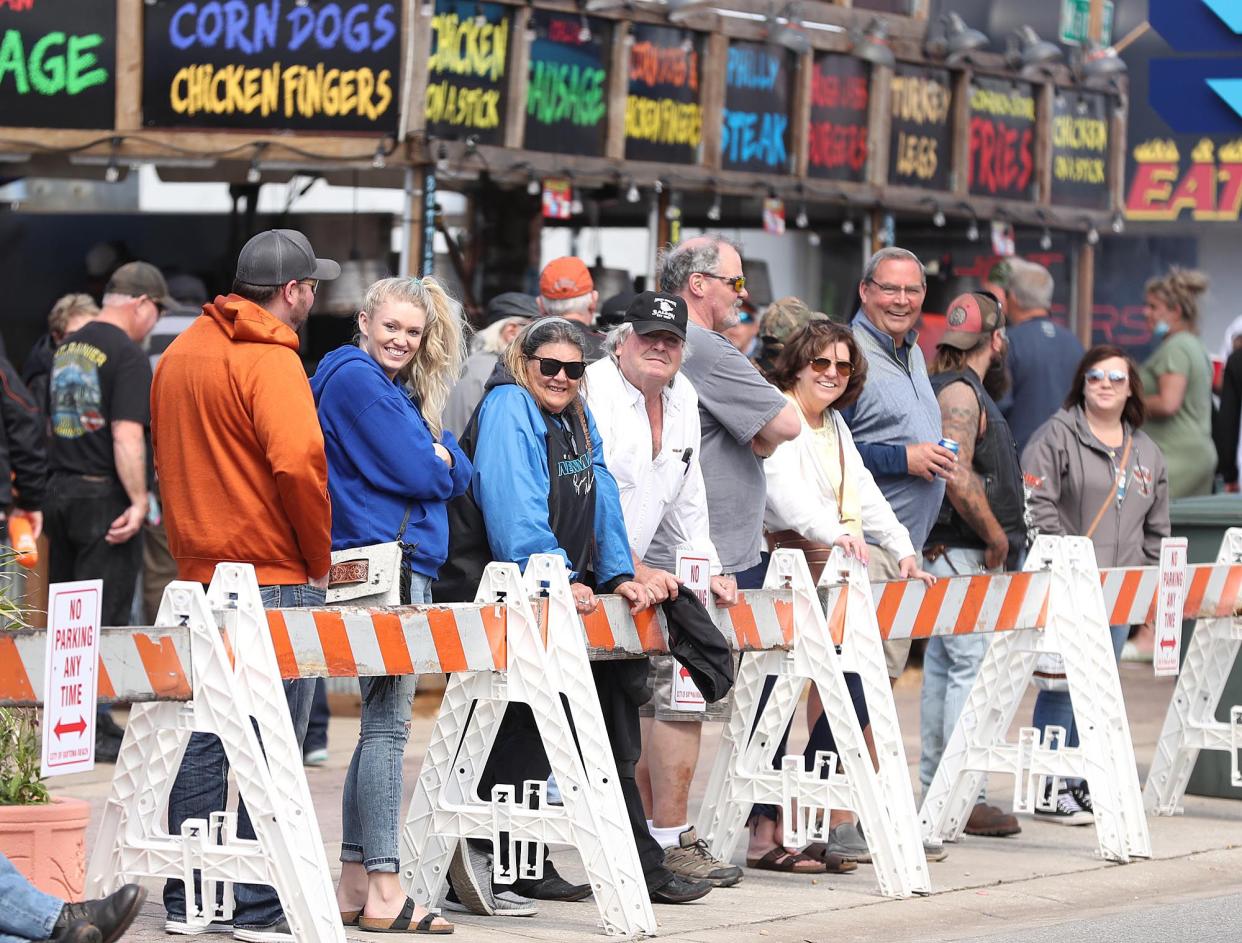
[809,357,854,377]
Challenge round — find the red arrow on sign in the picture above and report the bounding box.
[53,716,87,739]
[1159,638,1177,650]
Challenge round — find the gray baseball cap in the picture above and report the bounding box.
[236,229,341,286]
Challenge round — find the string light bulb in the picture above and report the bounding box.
[841,217,856,235]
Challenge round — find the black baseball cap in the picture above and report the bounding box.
[623,290,687,341]
[484,291,539,326]
[235,229,341,286]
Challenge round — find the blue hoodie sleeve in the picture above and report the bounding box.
[840,403,909,476]
[586,406,634,585]
[337,381,459,501]
[440,428,473,499]
[472,387,575,575]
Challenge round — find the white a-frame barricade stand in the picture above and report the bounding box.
[697,548,930,898]
[1146,528,1242,813]
[920,535,1150,862]
[86,565,343,943]
[400,555,656,937]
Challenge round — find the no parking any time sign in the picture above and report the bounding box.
[41,579,102,776]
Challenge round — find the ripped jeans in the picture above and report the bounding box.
[339,572,428,872]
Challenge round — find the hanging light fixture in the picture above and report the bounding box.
[850,17,895,69]
[769,5,811,56]
[841,217,856,235]
[706,188,722,221]
[1006,25,1063,79]
[925,12,988,65]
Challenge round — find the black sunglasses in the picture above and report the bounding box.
[809,357,854,378]
[528,356,586,380]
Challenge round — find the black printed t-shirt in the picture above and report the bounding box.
[49,321,152,479]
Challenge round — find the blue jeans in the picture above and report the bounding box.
[0,852,63,943]
[163,582,325,930]
[919,548,993,799]
[1031,624,1129,756]
[339,572,428,872]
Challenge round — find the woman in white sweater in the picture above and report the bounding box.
[747,320,932,872]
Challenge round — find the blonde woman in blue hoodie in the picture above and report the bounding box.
[311,276,470,935]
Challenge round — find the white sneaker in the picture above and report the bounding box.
[165,919,234,935]
[1034,787,1094,826]
[444,888,537,917]
[448,842,496,916]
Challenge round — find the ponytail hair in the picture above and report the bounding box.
[359,276,467,440]
[1144,267,1209,329]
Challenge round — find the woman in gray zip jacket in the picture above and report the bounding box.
[1020,345,1170,823]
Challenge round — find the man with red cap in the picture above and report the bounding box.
[538,256,605,361]
[921,290,1025,839]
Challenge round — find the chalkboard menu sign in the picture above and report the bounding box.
[425,0,509,145]
[1051,90,1110,210]
[721,41,792,175]
[887,64,952,191]
[143,0,400,132]
[807,54,868,182]
[0,0,115,129]
[524,10,610,156]
[967,77,1036,201]
[625,24,701,165]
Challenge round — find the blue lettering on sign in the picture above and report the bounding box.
[721,108,788,167]
[166,1,397,53]
[725,47,779,91]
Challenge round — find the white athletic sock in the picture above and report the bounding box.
[649,823,689,849]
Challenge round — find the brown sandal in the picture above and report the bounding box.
[340,910,361,926]
[358,899,454,935]
[745,847,828,873]
[803,843,860,874]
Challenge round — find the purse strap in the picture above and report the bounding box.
[1084,433,1133,540]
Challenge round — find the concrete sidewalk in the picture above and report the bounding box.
[57,661,1242,941]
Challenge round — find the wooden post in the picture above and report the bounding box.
[401,0,434,143]
[950,69,971,195]
[1109,93,1127,213]
[1074,239,1095,348]
[504,6,533,150]
[115,0,142,130]
[866,63,893,188]
[1035,82,1054,204]
[791,51,813,179]
[700,32,728,171]
[605,22,630,161]
[1088,0,1106,44]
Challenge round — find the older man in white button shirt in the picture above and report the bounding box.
[586,290,742,890]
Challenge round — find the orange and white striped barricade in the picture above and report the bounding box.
[399,555,656,938]
[917,535,1150,863]
[696,548,931,899]
[86,564,344,943]
[1145,528,1242,814]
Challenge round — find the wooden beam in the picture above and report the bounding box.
[605,22,631,161]
[401,0,433,141]
[700,33,728,172]
[866,63,893,188]
[1109,93,1127,213]
[1088,0,1105,44]
[504,6,533,151]
[1035,82,1054,204]
[1074,239,1095,348]
[791,51,813,179]
[950,68,971,196]
[115,0,141,131]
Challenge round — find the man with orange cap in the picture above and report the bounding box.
[538,256,605,361]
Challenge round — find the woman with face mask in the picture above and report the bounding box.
[1140,268,1216,497]
[312,276,472,934]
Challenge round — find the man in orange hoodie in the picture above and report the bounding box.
[151,229,339,943]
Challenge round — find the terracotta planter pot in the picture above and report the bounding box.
[0,796,91,901]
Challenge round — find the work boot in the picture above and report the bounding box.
[53,885,145,943]
[964,802,1022,837]
[662,827,743,887]
[648,873,712,904]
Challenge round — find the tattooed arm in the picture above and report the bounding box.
[938,380,1008,569]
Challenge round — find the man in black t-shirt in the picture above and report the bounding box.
[45,260,167,652]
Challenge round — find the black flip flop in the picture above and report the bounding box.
[358,899,454,935]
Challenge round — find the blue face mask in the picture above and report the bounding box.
[1152,320,1171,340]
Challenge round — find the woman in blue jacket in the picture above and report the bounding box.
[312,275,470,935]
[437,318,709,913]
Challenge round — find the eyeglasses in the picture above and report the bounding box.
[528,356,586,380]
[1085,368,1127,386]
[299,279,319,295]
[809,357,854,378]
[866,279,926,299]
[695,272,746,293]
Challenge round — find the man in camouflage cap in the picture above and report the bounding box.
[754,296,828,376]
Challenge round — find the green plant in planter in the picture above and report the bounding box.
[0,560,45,805]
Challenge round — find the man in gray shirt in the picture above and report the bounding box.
[638,234,798,883]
